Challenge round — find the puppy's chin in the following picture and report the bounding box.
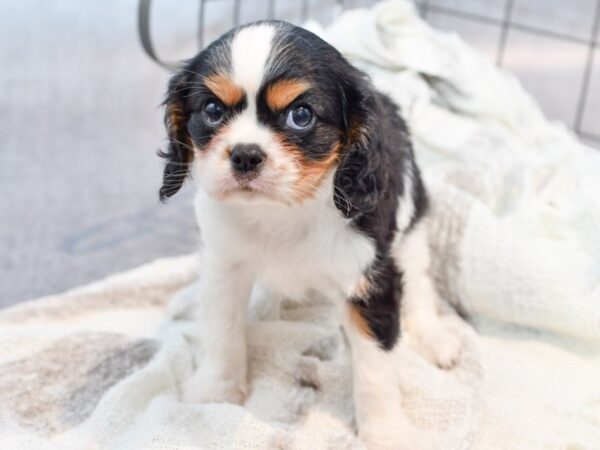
[206,177,289,206]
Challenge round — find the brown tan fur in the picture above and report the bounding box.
[265,79,311,111]
[348,303,375,339]
[204,73,245,106]
[347,272,379,339]
[166,102,193,162]
[275,137,341,202]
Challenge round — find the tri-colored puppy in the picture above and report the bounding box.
[160,20,463,449]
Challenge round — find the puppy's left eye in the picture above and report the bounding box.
[286,105,314,130]
[202,100,225,126]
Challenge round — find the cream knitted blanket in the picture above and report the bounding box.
[2,1,599,449]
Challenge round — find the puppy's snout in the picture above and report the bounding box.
[230,144,266,174]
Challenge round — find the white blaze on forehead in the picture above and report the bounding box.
[224,111,275,148]
[230,23,275,97]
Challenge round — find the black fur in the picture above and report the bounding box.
[159,72,192,201]
[350,257,402,350]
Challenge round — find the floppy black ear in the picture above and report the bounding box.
[159,71,193,202]
[333,75,386,218]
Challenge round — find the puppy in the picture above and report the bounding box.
[159,21,462,449]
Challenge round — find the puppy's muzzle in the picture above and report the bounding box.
[230,144,266,177]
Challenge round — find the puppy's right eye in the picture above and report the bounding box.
[286,105,314,131]
[202,100,225,126]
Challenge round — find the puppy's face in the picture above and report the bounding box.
[161,21,367,206]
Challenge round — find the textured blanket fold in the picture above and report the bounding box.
[2,1,599,449]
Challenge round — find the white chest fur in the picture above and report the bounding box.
[194,185,376,302]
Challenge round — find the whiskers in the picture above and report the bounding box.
[333,184,357,214]
[159,138,196,154]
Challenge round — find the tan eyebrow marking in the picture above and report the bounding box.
[204,73,245,106]
[266,79,311,111]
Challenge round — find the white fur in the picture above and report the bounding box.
[184,175,377,404]
[182,251,252,404]
[396,165,415,233]
[230,24,274,97]
[394,221,464,369]
[343,310,427,450]
[194,175,376,301]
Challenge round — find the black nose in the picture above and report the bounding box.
[230,144,265,173]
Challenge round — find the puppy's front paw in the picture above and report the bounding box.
[182,370,247,405]
[409,320,464,370]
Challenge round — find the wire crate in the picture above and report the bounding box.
[139,0,600,145]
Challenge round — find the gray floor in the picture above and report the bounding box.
[1,0,598,307]
[0,0,200,306]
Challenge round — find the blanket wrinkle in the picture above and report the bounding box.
[1,1,600,449]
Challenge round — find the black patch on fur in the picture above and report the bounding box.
[350,258,402,351]
[333,80,427,248]
[158,71,192,201]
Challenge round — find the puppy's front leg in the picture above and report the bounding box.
[344,259,426,450]
[183,252,253,405]
[397,223,464,369]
